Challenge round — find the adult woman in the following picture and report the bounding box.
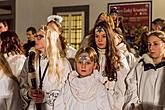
[19,15,72,110]
[88,21,130,110]
[125,31,165,110]
[0,31,26,110]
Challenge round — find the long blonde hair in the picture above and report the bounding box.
[45,24,65,80]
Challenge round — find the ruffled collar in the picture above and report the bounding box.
[69,70,100,102]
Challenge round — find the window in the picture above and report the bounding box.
[53,5,89,50]
[58,12,84,49]
[0,0,15,31]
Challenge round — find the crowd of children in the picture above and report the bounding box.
[0,7,165,110]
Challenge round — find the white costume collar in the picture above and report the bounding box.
[69,70,100,102]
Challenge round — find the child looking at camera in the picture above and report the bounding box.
[53,47,112,110]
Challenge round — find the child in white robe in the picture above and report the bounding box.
[53,47,112,110]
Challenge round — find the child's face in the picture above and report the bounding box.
[95,30,107,49]
[76,53,96,78]
[147,35,165,60]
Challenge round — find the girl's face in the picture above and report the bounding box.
[76,53,96,78]
[95,31,107,49]
[148,35,165,60]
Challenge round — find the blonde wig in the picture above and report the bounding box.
[45,26,64,80]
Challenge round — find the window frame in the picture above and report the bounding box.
[53,5,89,38]
[58,12,85,48]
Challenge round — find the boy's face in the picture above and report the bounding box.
[76,53,96,78]
[26,31,35,41]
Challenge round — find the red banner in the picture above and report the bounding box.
[108,2,152,30]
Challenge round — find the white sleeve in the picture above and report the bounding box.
[96,82,112,110]
[53,82,67,110]
[53,92,65,110]
[123,62,140,110]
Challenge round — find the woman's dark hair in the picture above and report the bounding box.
[0,31,24,55]
[139,31,149,56]
[88,21,122,81]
